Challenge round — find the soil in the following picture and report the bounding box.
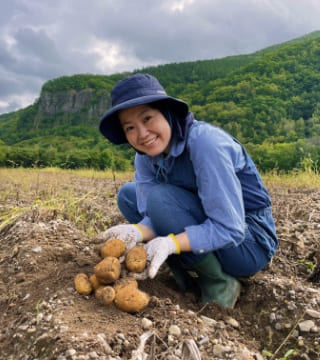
[0,174,320,360]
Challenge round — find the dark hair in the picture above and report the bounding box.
[149,101,188,141]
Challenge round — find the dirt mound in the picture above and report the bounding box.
[1,180,320,359]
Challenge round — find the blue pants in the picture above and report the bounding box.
[117,182,278,277]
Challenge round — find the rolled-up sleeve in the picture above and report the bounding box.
[134,154,157,232]
[185,126,246,253]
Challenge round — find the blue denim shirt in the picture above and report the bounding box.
[135,119,272,253]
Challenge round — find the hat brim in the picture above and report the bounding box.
[99,94,188,145]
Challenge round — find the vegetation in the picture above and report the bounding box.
[1,167,319,236]
[1,31,320,171]
[0,167,133,236]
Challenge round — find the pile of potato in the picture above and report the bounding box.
[74,239,150,313]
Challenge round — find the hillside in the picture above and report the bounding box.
[1,31,320,171]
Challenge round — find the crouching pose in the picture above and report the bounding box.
[98,73,278,308]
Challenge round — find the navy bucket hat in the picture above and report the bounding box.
[99,73,189,144]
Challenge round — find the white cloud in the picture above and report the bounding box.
[0,93,37,114]
[0,0,320,115]
[170,0,195,12]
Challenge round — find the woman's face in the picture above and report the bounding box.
[119,104,172,156]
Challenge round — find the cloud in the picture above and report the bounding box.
[0,0,320,114]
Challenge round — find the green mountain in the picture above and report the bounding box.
[1,31,320,171]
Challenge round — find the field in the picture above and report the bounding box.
[0,168,320,360]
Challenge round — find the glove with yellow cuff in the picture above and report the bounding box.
[144,234,181,279]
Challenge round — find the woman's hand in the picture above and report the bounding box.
[144,234,180,278]
[95,224,144,251]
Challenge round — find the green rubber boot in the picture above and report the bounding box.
[166,255,199,293]
[186,252,241,308]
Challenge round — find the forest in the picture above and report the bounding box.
[1,30,320,172]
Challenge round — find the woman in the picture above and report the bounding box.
[98,73,278,308]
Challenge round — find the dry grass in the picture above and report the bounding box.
[1,167,319,236]
[0,168,132,236]
[262,168,320,188]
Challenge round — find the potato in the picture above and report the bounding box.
[95,286,115,306]
[114,277,138,293]
[94,256,121,285]
[114,284,150,313]
[74,273,93,295]
[125,246,147,273]
[89,274,101,291]
[101,238,126,258]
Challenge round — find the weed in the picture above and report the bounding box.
[300,258,315,271]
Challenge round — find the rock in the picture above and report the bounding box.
[141,318,153,330]
[65,348,76,357]
[306,308,320,318]
[298,320,315,333]
[275,322,282,330]
[32,246,42,253]
[97,333,113,354]
[311,325,319,333]
[198,336,209,345]
[88,352,99,359]
[226,317,240,328]
[213,344,232,357]
[168,325,181,337]
[199,315,217,327]
[167,334,176,345]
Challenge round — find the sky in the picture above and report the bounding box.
[1,0,320,115]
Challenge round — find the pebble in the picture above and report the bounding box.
[116,332,125,341]
[298,338,305,347]
[60,325,69,332]
[311,325,319,333]
[213,344,232,357]
[174,348,182,357]
[269,312,276,322]
[288,289,296,298]
[292,330,299,338]
[45,314,53,322]
[27,327,36,333]
[198,336,210,345]
[22,293,31,301]
[141,317,153,330]
[32,246,42,253]
[287,302,297,311]
[298,320,315,333]
[88,351,99,359]
[97,333,113,354]
[200,315,217,327]
[274,323,282,330]
[36,313,44,323]
[168,324,181,337]
[226,317,239,328]
[306,308,320,318]
[18,324,29,331]
[167,334,176,345]
[65,348,76,357]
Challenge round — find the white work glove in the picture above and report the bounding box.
[144,234,181,279]
[96,224,144,251]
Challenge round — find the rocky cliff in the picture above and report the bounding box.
[35,89,110,127]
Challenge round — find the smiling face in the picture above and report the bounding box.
[119,104,172,156]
